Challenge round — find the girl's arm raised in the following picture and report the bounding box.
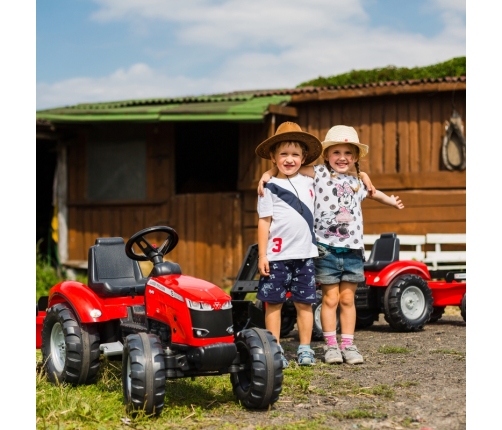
[368,190,404,209]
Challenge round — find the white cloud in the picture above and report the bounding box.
[37,0,465,109]
[37,64,212,109]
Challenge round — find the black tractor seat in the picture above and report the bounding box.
[87,237,147,298]
[363,232,400,272]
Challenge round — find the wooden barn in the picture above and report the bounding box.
[36,76,466,288]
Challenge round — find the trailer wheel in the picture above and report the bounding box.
[122,333,166,416]
[460,293,466,322]
[383,274,433,332]
[41,303,101,385]
[355,310,379,329]
[231,328,283,409]
[428,306,445,323]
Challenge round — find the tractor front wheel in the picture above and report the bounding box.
[383,274,433,332]
[122,333,166,416]
[41,303,100,385]
[231,328,283,409]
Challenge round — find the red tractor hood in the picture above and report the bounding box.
[147,275,231,305]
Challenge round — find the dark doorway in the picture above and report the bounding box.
[174,122,239,194]
[36,140,57,257]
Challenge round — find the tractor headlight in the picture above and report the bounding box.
[186,299,213,311]
[89,309,102,318]
[221,301,232,310]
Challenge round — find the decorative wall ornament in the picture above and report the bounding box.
[442,110,466,171]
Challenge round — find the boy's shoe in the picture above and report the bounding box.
[323,344,343,364]
[297,348,316,366]
[341,345,364,364]
[279,345,289,368]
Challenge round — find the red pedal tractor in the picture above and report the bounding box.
[36,226,283,417]
[230,233,466,337]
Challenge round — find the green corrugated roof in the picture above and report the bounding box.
[36,94,292,123]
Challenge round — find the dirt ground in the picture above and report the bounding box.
[224,310,466,430]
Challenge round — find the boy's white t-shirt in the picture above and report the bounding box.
[313,164,368,251]
[257,173,318,261]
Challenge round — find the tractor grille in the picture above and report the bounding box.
[189,308,234,338]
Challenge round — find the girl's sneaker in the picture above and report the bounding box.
[297,347,316,366]
[323,344,343,364]
[279,345,289,368]
[341,345,364,364]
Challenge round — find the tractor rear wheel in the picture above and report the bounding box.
[383,274,433,332]
[42,303,100,385]
[122,333,166,416]
[231,328,283,409]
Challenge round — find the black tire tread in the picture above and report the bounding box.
[231,328,283,409]
[428,306,446,323]
[122,333,166,416]
[383,274,433,332]
[460,293,466,322]
[42,303,101,385]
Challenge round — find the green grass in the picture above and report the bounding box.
[377,345,412,354]
[430,349,465,357]
[298,56,465,87]
[36,351,400,429]
[36,246,88,301]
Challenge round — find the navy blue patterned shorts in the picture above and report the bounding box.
[257,258,317,304]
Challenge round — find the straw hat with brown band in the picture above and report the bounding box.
[255,121,322,165]
[321,125,369,158]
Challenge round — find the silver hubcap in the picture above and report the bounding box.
[400,286,425,320]
[50,322,66,372]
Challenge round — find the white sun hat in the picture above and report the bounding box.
[322,125,369,158]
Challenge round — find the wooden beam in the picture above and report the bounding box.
[267,104,298,117]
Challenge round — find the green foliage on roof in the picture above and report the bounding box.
[297,56,466,88]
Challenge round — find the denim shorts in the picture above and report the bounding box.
[314,244,365,285]
[257,258,317,304]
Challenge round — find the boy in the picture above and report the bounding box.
[255,121,322,367]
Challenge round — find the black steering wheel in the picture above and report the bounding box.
[125,226,179,264]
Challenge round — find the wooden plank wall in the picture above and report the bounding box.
[169,193,242,289]
[238,89,466,243]
[66,123,243,288]
[297,90,466,235]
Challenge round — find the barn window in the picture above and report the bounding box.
[174,122,239,193]
[87,140,146,201]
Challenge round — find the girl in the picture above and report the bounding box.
[258,125,404,365]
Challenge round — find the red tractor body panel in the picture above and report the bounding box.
[145,275,234,346]
[364,260,431,287]
[46,281,145,322]
[36,311,46,349]
[428,280,466,307]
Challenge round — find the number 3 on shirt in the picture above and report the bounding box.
[272,237,282,252]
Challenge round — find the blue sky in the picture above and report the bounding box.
[35,0,466,110]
